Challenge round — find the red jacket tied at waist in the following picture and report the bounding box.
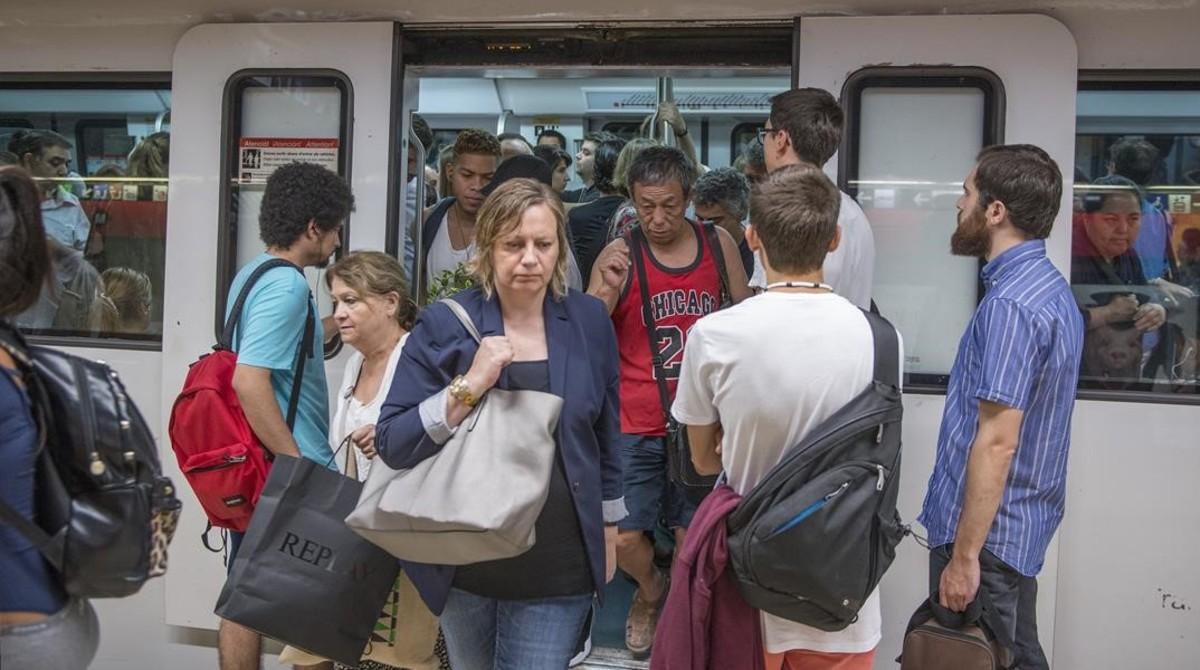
[651,484,764,670]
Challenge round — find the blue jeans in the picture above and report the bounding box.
[618,433,698,531]
[439,588,591,670]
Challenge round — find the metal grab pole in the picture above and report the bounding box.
[652,77,678,148]
[408,114,429,303]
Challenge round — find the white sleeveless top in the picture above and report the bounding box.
[330,333,408,481]
[425,212,473,287]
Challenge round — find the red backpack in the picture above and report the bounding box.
[168,258,315,533]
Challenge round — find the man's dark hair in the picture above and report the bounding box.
[0,151,19,166]
[452,129,502,162]
[693,167,751,222]
[583,131,618,146]
[259,162,354,249]
[627,146,698,198]
[537,129,568,150]
[497,132,533,149]
[412,113,434,152]
[750,164,840,275]
[532,144,572,170]
[0,166,52,316]
[768,88,844,166]
[1108,138,1159,186]
[591,138,626,194]
[974,144,1063,240]
[7,129,72,159]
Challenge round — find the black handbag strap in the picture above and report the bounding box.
[861,309,900,389]
[700,222,732,308]
[220,258,314,431]
[0,493,62,571]
[905,589,1016,669]
[627,228,679,432]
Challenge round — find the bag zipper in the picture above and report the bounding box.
[767,481,850,538]
[188,453,248,473]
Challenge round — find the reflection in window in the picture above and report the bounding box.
[1072,87,1199,394]
[0,85,171,343]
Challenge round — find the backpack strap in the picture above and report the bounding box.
[627,229,675,431]
[700,222,732,308]
[220,258,314,432]
[862,310,900,389]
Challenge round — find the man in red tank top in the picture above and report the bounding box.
[588,146,751,658]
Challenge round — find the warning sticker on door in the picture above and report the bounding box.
[238,138,339,182]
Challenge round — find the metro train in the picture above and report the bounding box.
[1,2,1197,669]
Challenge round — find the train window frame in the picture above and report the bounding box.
[838,66,1006,394]
[215,69,354,350]
[729,122,760,162]
[1071,71,1200,405]
[0,72,172,352]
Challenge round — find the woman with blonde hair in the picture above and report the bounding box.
[374,178,625,670]
[99,267,152,334]
[322,250,446,670]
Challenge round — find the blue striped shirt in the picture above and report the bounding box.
[919,240,1084,576]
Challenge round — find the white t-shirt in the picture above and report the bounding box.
[425,212,474,288]
[671,290,902,655]
[749,191,876,310]
[331,333,408,481]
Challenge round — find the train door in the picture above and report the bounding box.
[792,14,1079,668]
[161,22,400,629]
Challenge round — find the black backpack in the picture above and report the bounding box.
[726,310,904,631]
[0,322,181,598]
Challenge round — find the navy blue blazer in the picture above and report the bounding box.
[375,287,624,614]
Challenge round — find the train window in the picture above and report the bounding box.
[840,67,1004,390]
[730,122,760,163]
[0,81,171,347]
[1072,82,1200,398]
[217,71,351,348]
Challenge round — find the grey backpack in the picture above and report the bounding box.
[726,310,904,631]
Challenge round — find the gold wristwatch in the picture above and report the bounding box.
[448,375,479,407]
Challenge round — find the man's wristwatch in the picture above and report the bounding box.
[448,375,480,407]
[674,127,688,138]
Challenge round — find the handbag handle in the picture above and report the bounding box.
[440,298,482,344]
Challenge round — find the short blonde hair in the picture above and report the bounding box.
[470,178,568,300]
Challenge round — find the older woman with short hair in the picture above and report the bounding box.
[374,178,625,670]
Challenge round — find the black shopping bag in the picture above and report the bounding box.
[215,455,400,666]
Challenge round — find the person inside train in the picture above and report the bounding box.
[15,237,107,334]
[672,163,890,670]
[920,144,1083,670]
[422,129,501,290]
[436,144,455,202]
[733,138,767,184]
[536,128,568,152]
[692,167,755,277]
[532,144,573,195]
[0,150,18,166]
[323,250,449,670]
[587,146,751,660]
[98,267,153,334]
[372,178,624,670]
[1107,138,1179,285]
[402,113,435,278]
[1071,176,1170,384]
[563,131,617,204]
[567,137,626,282]
[7,130,92,253]
[498,132,534,162]
[0,166,101,670]
[606,137,658,242]
[218,162,352,670]
[127,131,170,200]
[751,89,876,310]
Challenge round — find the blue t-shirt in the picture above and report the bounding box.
[225,254,332,465]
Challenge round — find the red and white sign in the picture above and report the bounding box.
[238,138,339,182]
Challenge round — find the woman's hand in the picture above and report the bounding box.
[464,336,515,395]
[1134,302,1167,332]
[350,424,376,459]
[604,525,619,583]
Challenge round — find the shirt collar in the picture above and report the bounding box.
[981,239,1045,286]
[41,187,80,209]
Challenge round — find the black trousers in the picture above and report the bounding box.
[929,544,1050,670]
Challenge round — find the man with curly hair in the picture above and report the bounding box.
[218,161,353,670]
[421,129,500,289]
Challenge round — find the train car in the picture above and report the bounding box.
[0,2,1196,668]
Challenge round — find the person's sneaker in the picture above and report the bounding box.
[568,601,595,667]
[625,570,668,660]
